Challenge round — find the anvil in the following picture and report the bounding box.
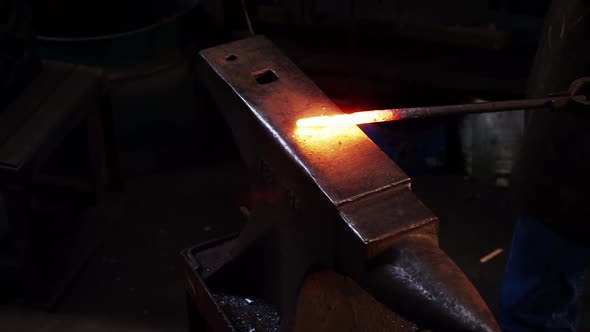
[187,36,500,332]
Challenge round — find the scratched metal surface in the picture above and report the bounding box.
[338,183,438,256]
[199,36,409,206]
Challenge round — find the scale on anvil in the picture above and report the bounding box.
[182,36,589,332]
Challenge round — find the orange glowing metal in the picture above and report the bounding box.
[296,110,401,128]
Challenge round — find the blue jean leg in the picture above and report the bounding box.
[500,215,590,332]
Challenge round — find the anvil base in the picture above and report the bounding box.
[183,235,419,332]
[184,234,280,332]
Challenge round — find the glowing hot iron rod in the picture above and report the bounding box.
[297,87,589,128]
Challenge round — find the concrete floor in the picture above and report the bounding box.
[0,157,523,331]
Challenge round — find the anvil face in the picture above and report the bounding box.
[199,36,436,256]
[200,37,407,205]
[197,36,500,332]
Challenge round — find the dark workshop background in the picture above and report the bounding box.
[2,0,585,331]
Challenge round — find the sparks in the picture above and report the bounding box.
[296,109,401,128]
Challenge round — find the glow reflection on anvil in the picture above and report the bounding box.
[293,124,366,156]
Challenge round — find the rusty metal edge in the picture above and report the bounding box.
[182,233,241,332]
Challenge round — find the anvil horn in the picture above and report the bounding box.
[363,234,501,332]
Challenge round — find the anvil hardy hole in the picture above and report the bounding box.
[252,69,279,85]
[225,54,238,61]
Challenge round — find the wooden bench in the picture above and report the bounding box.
[0,60,121,307]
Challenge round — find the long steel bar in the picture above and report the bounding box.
[381,95,582,121]
[297,95,587,128]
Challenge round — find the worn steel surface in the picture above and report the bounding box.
[199,36,426,255]
[197,36,500,332]
[363,234,499,332]
[200,36,409,207]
